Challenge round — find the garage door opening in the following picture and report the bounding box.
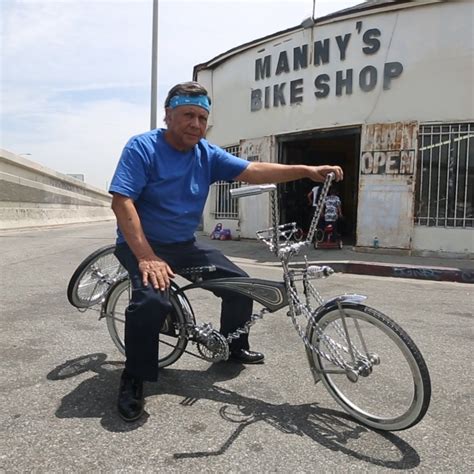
[278,127,360,246]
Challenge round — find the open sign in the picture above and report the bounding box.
[361,149,415,175]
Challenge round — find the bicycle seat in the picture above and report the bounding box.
[175,265,216,279]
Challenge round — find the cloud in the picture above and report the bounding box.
[1,0,361,189]
[3,99,151,189]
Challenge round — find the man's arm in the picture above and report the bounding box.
[236,163,343,185]
[111,193,174,291]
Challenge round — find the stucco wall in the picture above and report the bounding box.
[196,0,473,255]
[413,227,474,255]
[199,0,472,146]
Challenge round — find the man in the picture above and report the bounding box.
[109,81,343,422]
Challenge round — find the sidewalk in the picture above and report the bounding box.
[196,232,474,284]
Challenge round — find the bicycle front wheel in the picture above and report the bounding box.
[307,303,431,431]
[103,279,189,368]
[67,245,126,308]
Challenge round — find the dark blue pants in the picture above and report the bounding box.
[114,239,253,381]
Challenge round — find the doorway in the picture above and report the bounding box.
[278,127,360,245]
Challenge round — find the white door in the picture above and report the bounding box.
[238,136,275,239]
[356,122,418,249]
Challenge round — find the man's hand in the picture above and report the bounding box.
[308,165,344,183]
[138,256,175,291]
[111,194,173,290]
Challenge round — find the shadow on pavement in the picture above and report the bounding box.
[47,353,420,469]
[47,353,147,433]
[166,365,420,469]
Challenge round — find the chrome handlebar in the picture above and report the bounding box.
[229,183,276,198]
[230,173,336,261]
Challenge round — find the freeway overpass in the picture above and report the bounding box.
[0,149,113,230]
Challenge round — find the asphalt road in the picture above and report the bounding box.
[0,222,473,472]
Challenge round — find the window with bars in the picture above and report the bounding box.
[415,123,473,228]
[212,145,242,219]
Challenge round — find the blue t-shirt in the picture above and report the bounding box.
[109,129,249,244]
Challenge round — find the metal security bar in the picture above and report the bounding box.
[212,145,242,219]
[415,123,473,228]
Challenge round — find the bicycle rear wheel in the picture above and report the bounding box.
[103,279,189,368]
[307,303,431,431]
[67,245,126,308]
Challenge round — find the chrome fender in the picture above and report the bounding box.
[304,294,367,384]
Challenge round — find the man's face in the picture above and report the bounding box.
[165,105,209,151]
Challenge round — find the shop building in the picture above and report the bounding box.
[194,0,473,256]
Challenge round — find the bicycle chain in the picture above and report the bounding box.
[225,308,270,343]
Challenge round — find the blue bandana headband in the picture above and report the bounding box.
[168,94,211,112]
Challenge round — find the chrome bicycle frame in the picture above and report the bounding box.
[230,174,371,379]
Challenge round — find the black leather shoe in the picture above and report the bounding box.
[117,371,144,422]
[229,349,265,364]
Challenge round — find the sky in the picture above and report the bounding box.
[1,0,362,189]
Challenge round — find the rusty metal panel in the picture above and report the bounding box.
[240,136,275,163]
[238,136,276,238]
[357,122,418,249]
[361,122,417,151]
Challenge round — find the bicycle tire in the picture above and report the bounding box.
[103,278,189,369]
[307,303,431,431]
[67,244,126,308]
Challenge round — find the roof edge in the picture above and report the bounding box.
[193,0,443,79]
[193,24,301,80]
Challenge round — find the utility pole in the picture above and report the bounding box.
[150,0,159,130]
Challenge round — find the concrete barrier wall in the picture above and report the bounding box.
[0,149,114,229]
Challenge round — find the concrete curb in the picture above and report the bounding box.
[228,255,474,284]
[198,233,473,284]
[299,260,474,284]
